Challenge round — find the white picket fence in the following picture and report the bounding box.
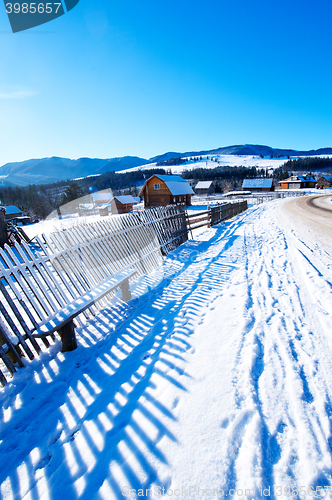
[0,211,166,386]
[0,202,246,386]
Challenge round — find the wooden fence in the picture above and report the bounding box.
[210,200,247,226]
[138,205,188,254]
[0,213,163,386]
[187,200,248,231]
[0,201,246,386]
[41,212,163,278]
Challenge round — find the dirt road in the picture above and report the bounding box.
[283,194,332,249]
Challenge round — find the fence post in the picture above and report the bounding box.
[0,209,8,249]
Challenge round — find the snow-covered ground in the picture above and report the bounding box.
[119,154,332,175]
[119,155,290,175]
[1,197,332,500]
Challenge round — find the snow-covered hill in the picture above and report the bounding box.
[1,197,332,499]
[119,154,291,175]
[2,144,332,186]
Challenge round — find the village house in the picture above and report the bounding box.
[242,179,274,192]
[316,176,332,189]
[3,205,23,221]
[279,175,316,189]
[110,195,137,214]
[195,181,215,195]
[140,174,194,208]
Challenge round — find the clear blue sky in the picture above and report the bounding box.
[0,0,331,165]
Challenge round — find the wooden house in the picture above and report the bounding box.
[110,195,137,214]
[316,176,332,189]
[195,181,215,195]
[279,175,316,189]
[140,174,194,208]
[242,179,274,192]
[3,205,23,221]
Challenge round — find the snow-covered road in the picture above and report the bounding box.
[1,197,332,500]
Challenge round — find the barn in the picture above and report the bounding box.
[316,176,332,189]
[195,181,215,195]
[279,175,316,189]
[242,179,274,192]
[110,195,137,214]
[140,174,194,208]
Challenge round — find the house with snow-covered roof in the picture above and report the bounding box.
[279,175,316,189]
[195,181,215,195]
[110,195,137,214]
[316,176,332,189]
[3,205,23,221]
[242,179,274,192]
[139,174,194,207]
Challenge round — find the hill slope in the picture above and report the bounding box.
[0,156,148,187]
[1,144,332,187]
[150,144,332,163]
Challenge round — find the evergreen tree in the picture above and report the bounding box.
[60,182,84,206]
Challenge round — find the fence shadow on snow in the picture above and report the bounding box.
[0,212,249,500]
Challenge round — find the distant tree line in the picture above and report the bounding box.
[272,167,290,181]
[78,168,167,193]
[181,166,267,182]
[283,157,332,172]
[0,168,168,220]
[0,184,53,220]
[156,158,186,166]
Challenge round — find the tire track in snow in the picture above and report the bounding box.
[221,202,332,498]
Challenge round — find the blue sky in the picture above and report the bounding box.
[0,0,331,165]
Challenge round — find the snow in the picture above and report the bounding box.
[118,154,301,175]
[1,197,332,499]
[160,181,194,196]
[22,215,103,239]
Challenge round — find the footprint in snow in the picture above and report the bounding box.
[34,452,52,471]
[47,429,62,446]
[220,418,230,429]
[172,397,180,409]
[277,421,287,434]
[65,425,81,443]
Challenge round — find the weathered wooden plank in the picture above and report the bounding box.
[0,280,41,354]
[0,322,25,367]
[0,301,35,360]
[13,242,64,314]
[0,368,7,386]
[0,342,17,375]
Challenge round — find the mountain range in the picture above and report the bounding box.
[0,156,148,187]
[1,144,331,187]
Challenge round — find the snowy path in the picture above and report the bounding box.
[1,199,332,500]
